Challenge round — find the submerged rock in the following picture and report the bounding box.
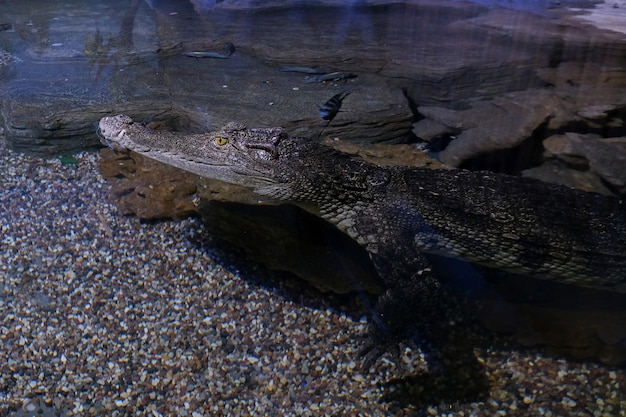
[521,160,614,196]
[418,89,562,167]
[98,148,198,220]
[1,99,175,155]
[321,138,446,168]
[408,58,626,197]
[538,133,626,195]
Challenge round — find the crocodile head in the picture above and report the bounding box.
[97,114,293,196]
[97,114,138,151]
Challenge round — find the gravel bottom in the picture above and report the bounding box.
[0,143,624,417]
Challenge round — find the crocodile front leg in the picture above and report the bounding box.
[361,242,450,371]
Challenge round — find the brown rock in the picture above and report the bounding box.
[542,134,591,170]
[322,138,447,169]
[522,160,613,195]
[537,63,626,116]
[98,148,199,219]
[537,133,626,195]
[542,134,575,155]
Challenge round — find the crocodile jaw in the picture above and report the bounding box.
[97,115,289,194]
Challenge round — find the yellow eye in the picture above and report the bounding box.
[215,136,228,146]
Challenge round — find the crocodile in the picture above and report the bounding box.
[97,114,626,368]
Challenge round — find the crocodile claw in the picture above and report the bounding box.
[359,336,404,372]
[358,313,404,371]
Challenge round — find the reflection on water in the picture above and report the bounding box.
[0,0,625,416]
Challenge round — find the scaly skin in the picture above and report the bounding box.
[98,114,626,368]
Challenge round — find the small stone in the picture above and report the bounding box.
[562,396,577,408]
[23,399,39,412]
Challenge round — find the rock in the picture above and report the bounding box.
[536,62,626,130]
[321,138,446,169]
[584,138,626,193]
[98,148,199,219]
[417,106,465,131]
[2,99,177,155]
[577,104,618,120]
[542,134,576,155]
[542,134,591,170]
[537,133,626,195]
[412,118,455,142]
[421,89,562,167]
[398,3,626,106]
[522,160,614,196]
[409,56,626,182]
[280,84,413,144]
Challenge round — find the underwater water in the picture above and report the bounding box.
[1,0,626,416]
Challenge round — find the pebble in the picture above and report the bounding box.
[0,143,624,416]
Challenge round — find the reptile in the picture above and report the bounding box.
[97,114,626,368]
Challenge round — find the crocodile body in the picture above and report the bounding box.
[98,115,626,366]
